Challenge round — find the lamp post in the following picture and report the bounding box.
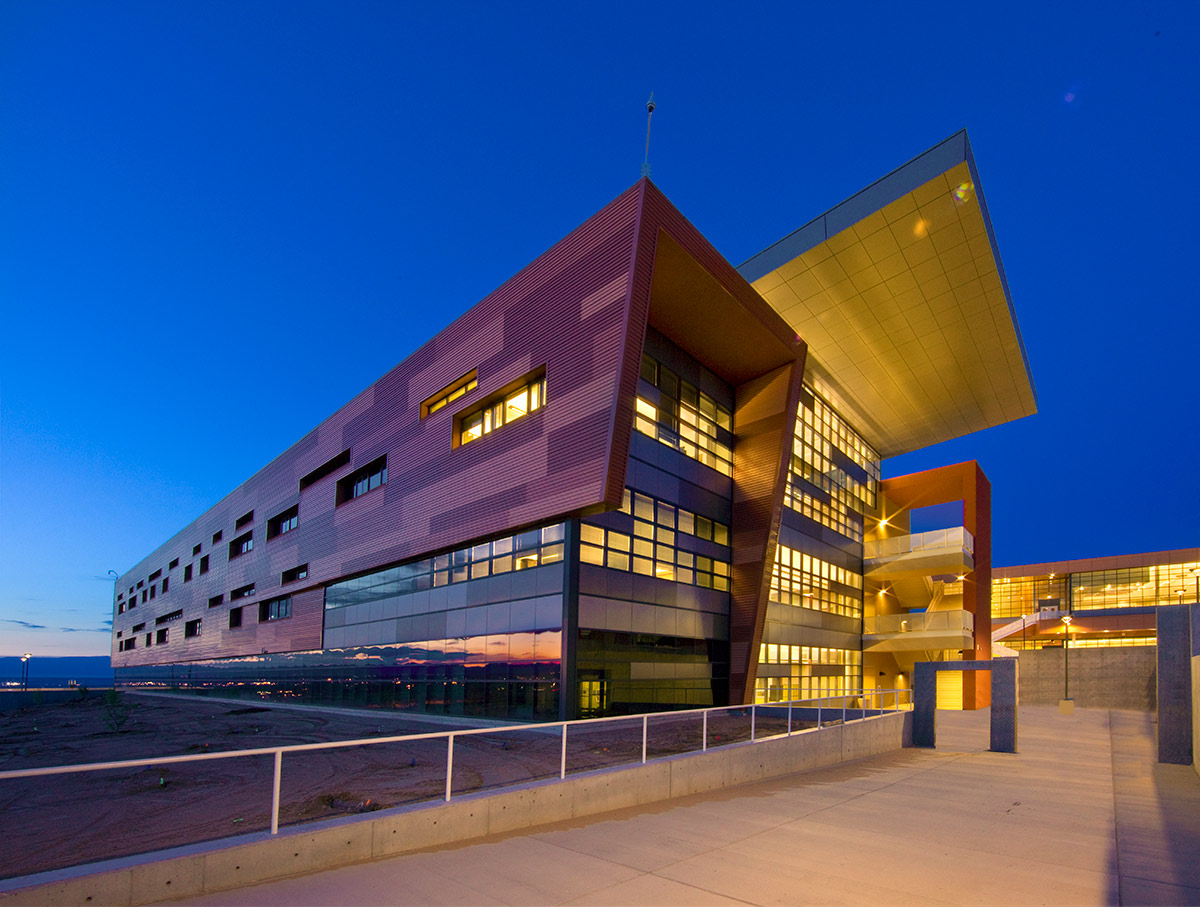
[1060,616,1073,714]
[1191,567,1199,604]
[20,653,31,691]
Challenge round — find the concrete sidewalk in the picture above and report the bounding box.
[162,706,1200,906]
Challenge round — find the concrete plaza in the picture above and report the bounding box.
[165,706,1200,906]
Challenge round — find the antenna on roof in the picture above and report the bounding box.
[641,92,655,178]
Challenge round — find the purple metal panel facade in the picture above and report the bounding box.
[112,178,808,716]
[114,184,646,667]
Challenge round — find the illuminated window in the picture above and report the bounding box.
[753,644,862,704]
[635,355,732,476]
[580,489,731,590]
[771,544,863,619]
[422,370,478,418]
[784,384,879,541]
[458,372,546,446]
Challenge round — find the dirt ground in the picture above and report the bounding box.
[0,692,799,879]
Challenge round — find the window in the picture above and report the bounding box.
[156,628,169,645]
[259,596,291,622]
[168,558,179,570]
[161,577,169,593]
[137,580,144,589]
[148,569,162,582]
[199,555,210,574]
[580,489,731,590]
[145,633,152,647]
[458,371,546,446]
[156,609,183,625]
[212,531,223,544]
[149,584,156,600]
[184,619,201,638]
[208,594,224,608]
[281,563,308,584]
[336,455,387,505]
[120,637,136,651]
[141,590,147,603]
[229,607,243,629]
[184,564,193,582]
[235,510,254,530]
[267,505,299,539]
[228,531,253,560]
[299,448,351,491]
[230,583,256,600]
[635,355,733,476]
[421,370,478,418]
[193,544,202,556]
[118,602,126,614]
[131,622,145,632]
[324,522,566,608]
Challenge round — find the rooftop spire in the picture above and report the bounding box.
[641,92,655,178]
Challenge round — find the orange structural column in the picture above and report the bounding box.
[878,461,993,710]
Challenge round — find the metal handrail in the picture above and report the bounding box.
[0,689,911,836]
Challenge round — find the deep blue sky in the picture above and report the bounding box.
[2,2,1197,658]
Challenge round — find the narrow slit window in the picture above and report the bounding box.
[458,370,546,447]
[421,370,478,419]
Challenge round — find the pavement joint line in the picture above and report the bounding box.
[643,869,759,907]
[1107,709,1128,907]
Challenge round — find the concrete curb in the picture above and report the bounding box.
[0,711,911,906]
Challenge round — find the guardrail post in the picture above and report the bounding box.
[444,735,454,802]
[641,715,647,764]
[842,699,846,724]
[787,701,792,736]
[560,724,567,780]
[702,710,708,752]
[751,704,756,742]
[817,699,822,728]
[270,750,282,835]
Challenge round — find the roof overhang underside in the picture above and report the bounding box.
[737,130,1037,459]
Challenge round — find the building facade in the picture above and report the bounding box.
[112,131,1036,720]
[992,548,1200,651]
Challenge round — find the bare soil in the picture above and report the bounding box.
[0,692,799,879]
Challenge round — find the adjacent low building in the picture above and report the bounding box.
[112,131,1036,721]
[992,547,1200,650]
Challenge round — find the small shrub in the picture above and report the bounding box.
[102,690,131,733]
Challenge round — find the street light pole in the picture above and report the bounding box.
[20,653,31,691]
[1061,616,1073,703]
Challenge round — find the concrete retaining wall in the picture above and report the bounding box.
[1192,604,1199,778]
[1016,646,1156,710]
[0,711,911,906]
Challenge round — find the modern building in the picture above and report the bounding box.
[111,130,1036,721]
[991,547,1200,651]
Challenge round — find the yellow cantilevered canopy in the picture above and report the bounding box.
[737,130,1036,459]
